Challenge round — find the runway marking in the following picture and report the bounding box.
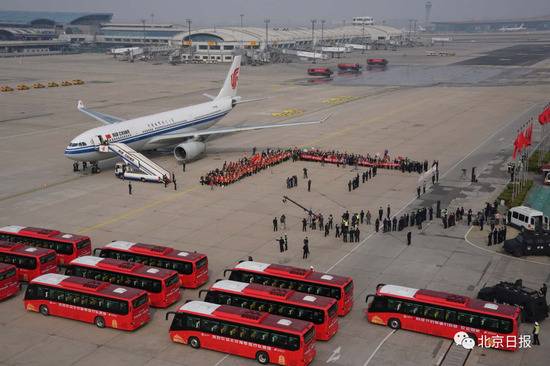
[78,184,200,234]
[463,226,550,266]
[363,330,396,366]
[271,108,304,117]
[322,96,359,106]
[213,354,229,366]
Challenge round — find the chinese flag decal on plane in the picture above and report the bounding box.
[231,67,240,89]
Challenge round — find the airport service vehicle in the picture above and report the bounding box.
[32,83,45,89]
[503,230,550,257]
[366,284,521,351]
[337,63,361,71]
[65,256,180,308]
[0,241,57,281]
[47,82,59,87]
[94,241,208,288]
[114,162,165,183]
[1,85,14,92]
[478,280,548,322]
[16,84,29,90]
[0,225,92,265]
[307,67,333,77]
[366,58,388,69]
[166,301,316,366]
[64,55,324,168]
[0,263,19,301]
[71,79,84,85]
[201,280,338,340]
[224,261,353,316]
[25,273,150,330]
[507,206,549,231]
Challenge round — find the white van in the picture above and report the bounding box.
[507,206,549,231]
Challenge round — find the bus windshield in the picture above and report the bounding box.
[133,294,148,308]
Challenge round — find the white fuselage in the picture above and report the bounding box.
[64,97,233,162]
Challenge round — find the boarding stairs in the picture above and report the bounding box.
[102,142,171,182]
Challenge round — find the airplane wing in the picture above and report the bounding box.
[148,115,331,145]
[77,100,125,125]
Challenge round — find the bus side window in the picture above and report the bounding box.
[387,299,402,312]
[424,306,445,321]
[201,319,220,334]
[186,315,201,329]
[499,319,513,333]
[402,302,422,316]
[445,310,457,323]
[480,316,499,332]
[457,312,480,327]
[512,211,519,219]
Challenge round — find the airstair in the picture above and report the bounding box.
[102,142,172,182]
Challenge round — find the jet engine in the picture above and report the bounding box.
[173,141,206,161]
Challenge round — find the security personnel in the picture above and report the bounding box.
[303,237,310,259]
[378,207,383,221]
[407,231,412,246]
[273,217,278,231]
[128,181,132,195]
[533,322,541,345]
[278,237,285,253]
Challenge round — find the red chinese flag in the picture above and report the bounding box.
[539,108,550,125]
[513,133,521,160]
[525,124,533,146]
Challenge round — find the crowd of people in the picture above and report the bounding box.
[200,149,292,186]
[298,149,431,173]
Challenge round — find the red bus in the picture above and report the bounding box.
[201,280,338,340]
[307,67,333,77]
[0,225,91,265]
[65,256,180,308]
[0,241,57,281]
[24,273,150,330]
[366,284,521,351]
[0,263,19,300]
[166,300,316,366]
[93,240,208,288]
[224,261,353,316]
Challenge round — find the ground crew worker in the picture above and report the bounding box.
[417,186,421,197]
[308,179,312,192]
[348,180,352,192]
[280,214,286,229]
[375,218,380,232]
[360,210,365,224]
[324,223,329,237]
[303,237,310,259]
[302,218,307,232]
[284,234,288,251]
[303,168,308,179]
[488,231,492,246]
[128,181,132,195]
[387,204,391,219]
[533,322,541,345]
[278,237,285,253]
[407,231,411,245]
[378,207,383,221]
[273,217,278,231]
[366,210,371,225]
[335,224,340,238]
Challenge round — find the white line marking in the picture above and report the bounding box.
[213,354,229,366]
[363,329,396,366]
[463,226,550,266]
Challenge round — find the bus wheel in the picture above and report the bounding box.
[39,305,49,316]
[388,318,401,329]
[94,316,106,328]
[189,336,200,349]
[256,351,269,365]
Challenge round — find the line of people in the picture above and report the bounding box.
[201,149,292,186]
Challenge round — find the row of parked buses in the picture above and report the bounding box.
[0,224,524,365]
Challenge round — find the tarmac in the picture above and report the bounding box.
[1,33,550,366]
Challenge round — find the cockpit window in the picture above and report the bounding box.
[69,143,78,147]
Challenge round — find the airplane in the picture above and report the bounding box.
[64,56,326,167]
[499,24,526,32]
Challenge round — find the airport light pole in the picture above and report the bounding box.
[362,22,365,54]
[321,20,325,47]
[311,19,316,63]
[240,14,244,28]
[264,18,270,51]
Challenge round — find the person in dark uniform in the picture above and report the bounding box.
[182,162,186,172]
[273,217,278,231]
[488,231,492,246]
[324,223,330,237]
[173,178,177,190]
[128,181,132,195]
[348,180,352,192]
[493,229,498,245]
[479,216,484,231]
[378,207,383,221]
[303,237,310,259]
[407,231,412,245]
[467,209,472,226]
[278,237,285,253]
[308,179,312,192]
[392,217,397,231]
[302,218,307,232]
[284,234,288,251]
[355,227,360,242]
[387,204,391,219]
[303,168,308,179]
[375,218,380,232]
[429,207,433,221]
[360,210,365,224]
[335,224,340,238]
[417,186,421,197]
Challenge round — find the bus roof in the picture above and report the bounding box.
[211,280,336,309]
[377,284,519,318]
[234,261,351,287]
[0,225,89,243]
[179,300,312,334]
[104,240,205,262]
[31,273,145,300]
[69,256,176,279]
[509,206,544,216]
[0,240,55,258]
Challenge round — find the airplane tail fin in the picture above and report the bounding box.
[216,55,241,100]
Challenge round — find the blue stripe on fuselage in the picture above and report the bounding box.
[64,110,228,155]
